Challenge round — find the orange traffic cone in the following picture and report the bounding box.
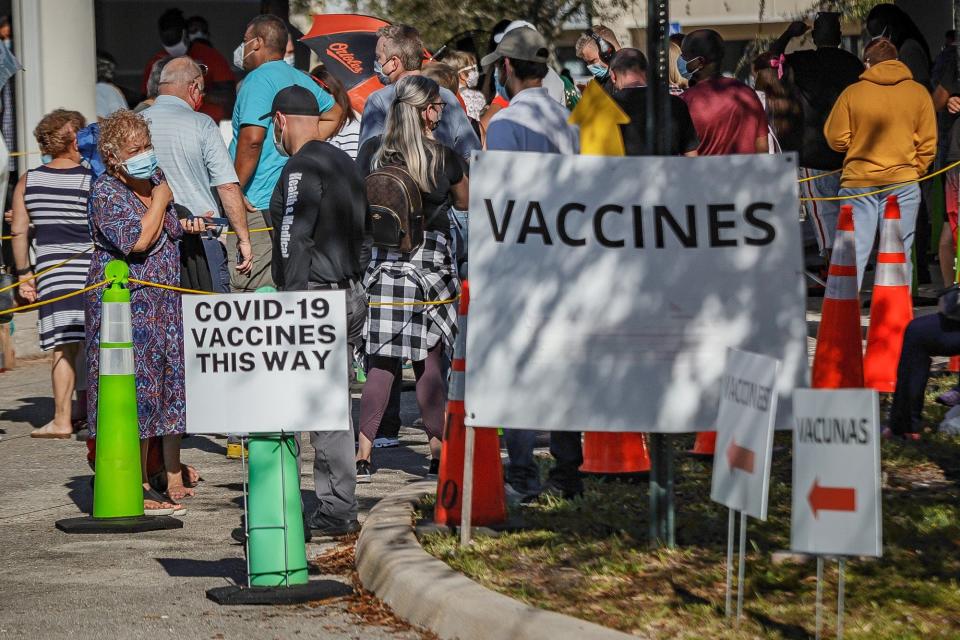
[434,281,507,527]
[580,432,650,473]
[950,356,960,373]
[689,431,716,456]
[864,195,914,392]
[812,205,864,388]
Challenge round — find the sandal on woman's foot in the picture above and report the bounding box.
[30,422,73,439]
[143,487,177,516]
[181,464,203,488]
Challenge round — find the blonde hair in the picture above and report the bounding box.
[98,109,151,176]
[422,62,459,94]
[372,76,442,193]
[669,42,687,89]
[441,49,476,73]
[575,24,621,57]
[33,109,86,157]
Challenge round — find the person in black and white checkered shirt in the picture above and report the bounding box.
[354,76,466,482]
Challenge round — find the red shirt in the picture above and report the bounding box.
[681,77,768,156]
[141,41,236,122]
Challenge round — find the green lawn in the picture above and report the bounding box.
[420,377,960,639]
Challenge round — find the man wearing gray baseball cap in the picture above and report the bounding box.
[482,26,583,502]
[482,26,579,155]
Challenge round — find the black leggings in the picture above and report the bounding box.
[358,345,445,443]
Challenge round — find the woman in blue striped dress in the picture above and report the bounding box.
[10,109,94,438]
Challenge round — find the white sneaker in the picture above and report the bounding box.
[374,437,399,448]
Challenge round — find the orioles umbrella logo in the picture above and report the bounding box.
[327,42,363,74]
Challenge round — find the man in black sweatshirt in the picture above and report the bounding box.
[266,85,370,537]
[771,13,864,260]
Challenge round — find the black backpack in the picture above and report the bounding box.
[365,165,424,254]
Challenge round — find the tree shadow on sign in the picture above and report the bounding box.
[154,556,246,582]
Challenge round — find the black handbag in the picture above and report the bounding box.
[938,283,960,321]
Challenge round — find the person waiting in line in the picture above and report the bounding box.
[309,66,362,160]
[574,24,621,93]
[229,14,341,292]
[133,56,171,113]
[933,51,960,289]
[95,51,128,121]
[423,62,464,112]
[267,86,367,536]
[142,56,253,293]
[607,48,699,157]
[679,29,769,156]
[10,110,93,439]
[86,110,207,513]
[667,42,687,94]
[824,37,936,291]
[354,76,466,483]
[442,50,486,121]
[768,13,864,261]
[483,26,582,501]
[751,50,803,155]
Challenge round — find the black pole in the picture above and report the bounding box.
[645,0,675,550]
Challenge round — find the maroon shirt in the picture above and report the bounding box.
[681,77,768,156]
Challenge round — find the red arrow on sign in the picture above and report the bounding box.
[808,478,856,518]
[726,439,755,473]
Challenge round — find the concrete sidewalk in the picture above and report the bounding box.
[0,358,433,639]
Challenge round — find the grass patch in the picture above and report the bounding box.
[421,428,960,639]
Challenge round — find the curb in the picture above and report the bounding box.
[356,480,638,640]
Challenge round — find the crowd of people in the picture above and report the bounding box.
[2,4,956,532]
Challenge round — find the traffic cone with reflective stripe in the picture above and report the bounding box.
[864,196,914,392]
[57,259,181,533]
[580,432,650,473]
[434,281,507,527]
[812,205,864,388]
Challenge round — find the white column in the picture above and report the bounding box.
[12,0,97,173]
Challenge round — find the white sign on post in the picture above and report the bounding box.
[464,151,807,432]
[183,291,349,434]
[791,389,883,557]
[710,348,780,520]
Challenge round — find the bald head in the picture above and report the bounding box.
[157,56,204,108]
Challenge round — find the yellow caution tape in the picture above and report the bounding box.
[797,168,841,183]
[0,278,110,316]
[0,247,93,294]
[225,226,273,235]
[801,159,960,202]
[368,295,459,308]
[128,278,214,295]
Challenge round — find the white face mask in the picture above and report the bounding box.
[284,53,296,67]
[233,38,256,70]
[163,39,188,58]
[464,67,479,89]
[272,117,289,158]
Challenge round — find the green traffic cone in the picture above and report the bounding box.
[247,435,309,586]
[92,260,144,519]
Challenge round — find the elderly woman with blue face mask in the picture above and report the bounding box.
[85,109,205,514]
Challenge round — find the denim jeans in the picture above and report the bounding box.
[839,183,920,291]
[504,430,583,496]
[200,234,230,293]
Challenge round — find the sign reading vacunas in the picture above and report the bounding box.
[710,349,780,520]
[464,151,807,432]
[183,292,349,433]
[791,389,882,557]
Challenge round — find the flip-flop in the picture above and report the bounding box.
[143,487,181,516]
[30,430,72,439]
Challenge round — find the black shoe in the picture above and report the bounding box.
[356,460,374,483]
[308,510,361,538]
[427,458,440,477]
[540,478,584,501]
[231,526,246,544]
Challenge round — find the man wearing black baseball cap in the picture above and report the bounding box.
[266,85,370,537]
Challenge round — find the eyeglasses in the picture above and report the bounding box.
[430,101,445,109]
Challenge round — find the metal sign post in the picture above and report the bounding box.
[736,510,747,624]
[725,508,735,618]
[815,556,824,640]
[460,426,476,546]
[837,557,846,639]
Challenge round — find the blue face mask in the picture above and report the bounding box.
[41,154,52,164]
[494,66,509,100]
[678,56,699,81]
[123,149,158,180]
[373,59,391,85]
[587,62,609,81]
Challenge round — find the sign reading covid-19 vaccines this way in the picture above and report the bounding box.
[710,349,780,520]
[464,152,807,432]
[791,389,882,557]
[183,292,349,433]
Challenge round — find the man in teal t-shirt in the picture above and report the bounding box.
[228,14,341,290]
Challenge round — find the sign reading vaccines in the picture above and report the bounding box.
[183,292,349,433]
[791,389,882,557]
[464,152,807,432]
[710,349,780,520]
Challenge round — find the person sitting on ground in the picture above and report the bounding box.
[824,37,936,290]
[86,109,207,512]
[10,110,94,439]
[354,76,466,483]
[607,48,699,157]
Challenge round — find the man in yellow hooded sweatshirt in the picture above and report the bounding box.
[824,37,936,290]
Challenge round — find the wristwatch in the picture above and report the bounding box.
[15,266,32,276]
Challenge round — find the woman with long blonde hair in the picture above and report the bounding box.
[355,76,468,482]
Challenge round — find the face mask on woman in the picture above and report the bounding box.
[123,149,159,179]
[463,66,479,89]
